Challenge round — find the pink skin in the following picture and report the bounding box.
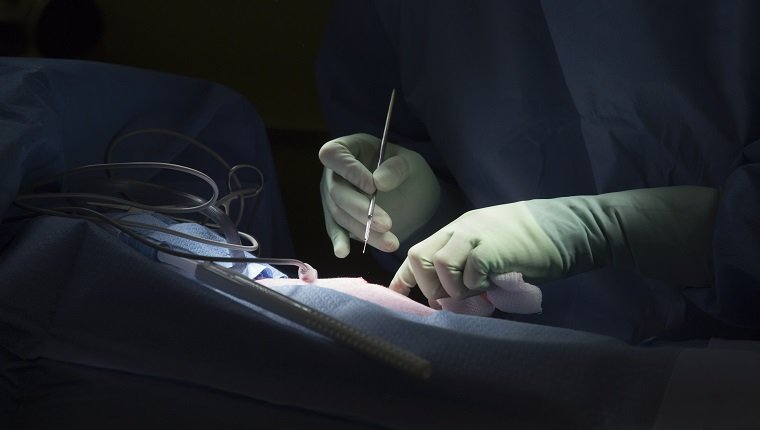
[259,272,541,317]
[258,277,436,317]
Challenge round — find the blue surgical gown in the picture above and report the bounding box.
[316,0,760,343]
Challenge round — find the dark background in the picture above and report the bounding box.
[0,0,393,284]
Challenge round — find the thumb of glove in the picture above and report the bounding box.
[373,155,410,192]
[374,145,440,245]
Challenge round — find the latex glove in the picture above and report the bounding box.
[389,186,719,301]
[319,133,440,258]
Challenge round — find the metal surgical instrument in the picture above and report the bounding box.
[363,88,396,254]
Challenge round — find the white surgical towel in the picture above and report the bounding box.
[438,272,542,316]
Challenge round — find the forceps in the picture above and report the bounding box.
[363,88,396,253]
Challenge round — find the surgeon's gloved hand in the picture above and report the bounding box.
[389,186,719,303]
[319,133,441,258]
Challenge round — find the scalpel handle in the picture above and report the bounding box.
[363,89,396,254]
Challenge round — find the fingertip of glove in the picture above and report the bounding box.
[380,234,400,253]
[334,245,349,259]
[388,283,410,296]
[318,139,340,162]
[374,161,406,192]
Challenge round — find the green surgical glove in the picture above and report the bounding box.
[389,186,719,301]
[319,133,441,257]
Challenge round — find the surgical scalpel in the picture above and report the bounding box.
[363,88,396,253]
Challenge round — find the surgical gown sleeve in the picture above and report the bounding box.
[538,1,760,330]
[316,0,473,258]
[707,144,760,328]
[316,0,447,175]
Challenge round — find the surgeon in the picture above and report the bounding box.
[315,1,760,343]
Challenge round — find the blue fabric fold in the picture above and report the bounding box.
[0,57,293,259]
[109,211,287,279]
